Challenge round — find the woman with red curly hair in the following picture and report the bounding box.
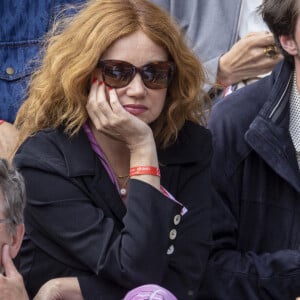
[14,0,212,299]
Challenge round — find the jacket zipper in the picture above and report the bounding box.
[268,74,292,120]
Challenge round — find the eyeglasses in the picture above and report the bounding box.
[98,60,175,89]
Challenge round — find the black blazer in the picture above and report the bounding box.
[14,121,212,300]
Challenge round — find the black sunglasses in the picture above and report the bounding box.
[97,59,175,89]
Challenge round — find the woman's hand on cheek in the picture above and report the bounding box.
[86,78,153,149]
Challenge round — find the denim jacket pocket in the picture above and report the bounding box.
[0,41,41,81]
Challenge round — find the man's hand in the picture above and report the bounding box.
[0,122,19,160]
[0,244,29,300]
[217,31,283,86]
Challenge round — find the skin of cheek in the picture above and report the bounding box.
[0,225,12,273]
[147,90,168,123]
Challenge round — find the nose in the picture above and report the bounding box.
[126,73,146,98]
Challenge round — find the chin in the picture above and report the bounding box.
[136,116,150,124]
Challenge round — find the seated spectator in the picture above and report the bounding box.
[198,0,300,299]
[0,158,27,299]
[13,0,213,299]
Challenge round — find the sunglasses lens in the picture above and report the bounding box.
[101,61,133,88]
[142,62,174,89]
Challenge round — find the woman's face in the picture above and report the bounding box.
[100,30,169,124]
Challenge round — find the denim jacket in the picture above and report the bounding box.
[0,0,85,122]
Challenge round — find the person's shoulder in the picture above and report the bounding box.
[214,80,267,118]
[209,77,271,136]
[179,120,211,146]
[158,121,212,167]
[14,127,71,171]
[15,126,96,176]
[17,127,67,153]
[208,78,273,174]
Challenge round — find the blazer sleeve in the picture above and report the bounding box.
[162,159,212,299]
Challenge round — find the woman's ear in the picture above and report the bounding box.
[279,34,299,56]
[9,223,24,259]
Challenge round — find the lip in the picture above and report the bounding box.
[123,104,148,115]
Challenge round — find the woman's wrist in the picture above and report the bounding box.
[129,166,161,177]
[129,136,158,165]
[129,146,160,189]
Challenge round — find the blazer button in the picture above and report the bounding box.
[167,244,174,255]
[174,214,181,225]
[169,229,177,240]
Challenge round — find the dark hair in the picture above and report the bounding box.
[0,158,25,234]
[259,0,300,62]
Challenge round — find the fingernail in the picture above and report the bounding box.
[98,81,103,86]
[92,77,98,83]
[108,86,113,91]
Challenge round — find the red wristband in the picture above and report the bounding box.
[129,166,161,177]
[0,120,4,125]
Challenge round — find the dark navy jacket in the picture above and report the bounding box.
[0,0,85,122]
[198,60,300,299]
[14,121,212,300]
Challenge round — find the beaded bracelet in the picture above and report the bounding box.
[0,120,4,125]
[129,166,161,177]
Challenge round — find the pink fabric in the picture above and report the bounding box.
[124,284,177,300]
[83,122,119,188]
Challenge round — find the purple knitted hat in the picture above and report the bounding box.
[124,284,177,300]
